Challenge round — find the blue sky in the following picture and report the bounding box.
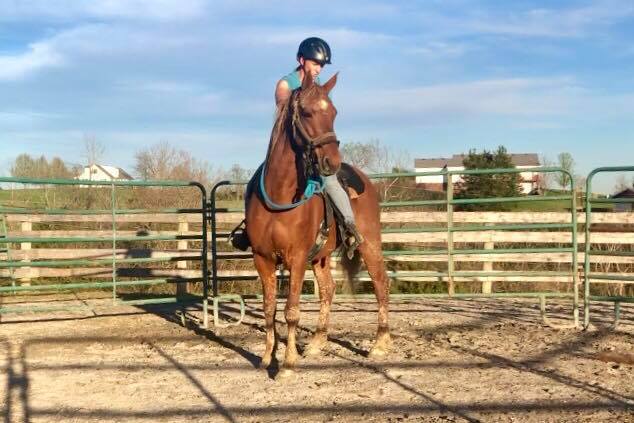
[1,0,633,192]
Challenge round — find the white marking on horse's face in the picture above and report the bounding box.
[319,99,329,111]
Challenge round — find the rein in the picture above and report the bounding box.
[259,92,338,211]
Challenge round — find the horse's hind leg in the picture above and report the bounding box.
[305,256,336,356]
[359,240,391,358]
[253,254,277,369]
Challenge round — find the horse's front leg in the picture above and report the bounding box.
[304,256,336,356]
[279,256,308,377]
[253,253,278,369]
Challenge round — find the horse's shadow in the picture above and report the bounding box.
[132,301,368,379]
[231,302,369,357]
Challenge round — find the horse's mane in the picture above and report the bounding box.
[266,96,291,160]
[266,85,320,161]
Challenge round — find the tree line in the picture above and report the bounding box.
[9,138,627,198]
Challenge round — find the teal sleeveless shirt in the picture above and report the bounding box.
[281,70,321,91]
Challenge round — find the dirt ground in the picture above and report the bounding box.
[0,295,632,423]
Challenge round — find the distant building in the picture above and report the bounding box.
[76,164,134,183]
[414,153,541,194]
[612,188,634,212]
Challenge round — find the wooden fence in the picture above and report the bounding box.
[1,211,633,292]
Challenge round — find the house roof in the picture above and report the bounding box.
[612,188,634,198]
[91,164,134,180]
[415,153,540,168]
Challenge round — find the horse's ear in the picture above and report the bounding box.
[322,72,338,95]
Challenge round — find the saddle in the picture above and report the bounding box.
[336,163,365,199]
[229,163,366,260]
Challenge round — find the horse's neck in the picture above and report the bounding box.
[264,129,300,202]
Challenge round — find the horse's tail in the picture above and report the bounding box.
[339,249,362,295]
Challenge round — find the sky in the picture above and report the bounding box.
[1,0,633,192]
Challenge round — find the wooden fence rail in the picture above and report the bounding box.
[1,211,633,288]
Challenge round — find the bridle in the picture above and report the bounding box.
[290,92,340,151]
[258,89,340,211]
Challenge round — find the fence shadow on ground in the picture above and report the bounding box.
[1,299,633,422]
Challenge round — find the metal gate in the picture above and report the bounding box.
[2,166,632,330]
[0,176,209,319]
[583,166,634,328]
[209,166,580,328]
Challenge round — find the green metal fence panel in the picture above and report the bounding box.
[0,213,16,291]
[210,166,580,328]
[0,176,209,317]
[584,166,634,329]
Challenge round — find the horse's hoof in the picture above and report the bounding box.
[277,367,297,379]
[259,357,272,369]
[303,345,322,357]
[303,339,327,357]
[368,347,388,359]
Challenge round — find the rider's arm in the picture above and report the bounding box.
[275,79,291,106]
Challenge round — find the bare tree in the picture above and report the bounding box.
[228,163,252,182]
[341,138,410,174]
[134,141,211,184]
[83,134,105,166]
[555,152,575,190]
[10,153,36,178]
[538,155,555,192]
[340,139,412,201]
[614,174,633,193]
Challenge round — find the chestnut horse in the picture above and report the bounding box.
[245,73,390,376]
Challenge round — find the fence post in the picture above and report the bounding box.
[177,220,189,297]
[482,247,494,294]
[20,219,32,286]
[446,170,455,296]
[482,222,494,294]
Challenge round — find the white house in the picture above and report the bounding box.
[76,164,134,183]
[414,153,541,194]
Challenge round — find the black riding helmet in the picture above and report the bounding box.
[297,37,332,66]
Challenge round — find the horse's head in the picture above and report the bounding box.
[291,73,341,176]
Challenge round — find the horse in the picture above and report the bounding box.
[245,73,391,377]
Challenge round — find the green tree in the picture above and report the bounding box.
[456,146,522,210]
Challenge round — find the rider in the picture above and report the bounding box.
[275,37,363,252]
[230,37,363,253]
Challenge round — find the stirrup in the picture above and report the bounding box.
[344,222,364,259]
[228,220,250,251]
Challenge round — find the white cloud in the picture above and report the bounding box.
[407,41,471,58]
[113,78,271,117]
[0,41,64,80]
[0,0,206,21]
[114,80,206,94]
[459,1,634,38]
[230,27,396,48]
[339,77,579,121]
[48,24,199,56]
[0,22,201,80]
[0,110,63,126]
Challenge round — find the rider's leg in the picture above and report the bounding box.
[323,175,364,248]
